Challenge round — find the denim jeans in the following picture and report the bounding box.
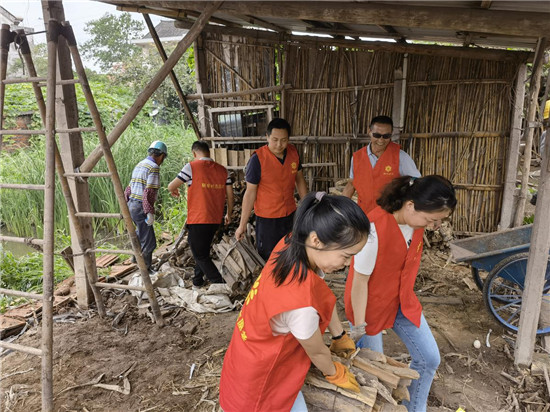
[128,199,156,269]
[290,391,307,412]
[356,308,440,412]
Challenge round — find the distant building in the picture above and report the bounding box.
[0,5,35,76]
[132,20,188,51]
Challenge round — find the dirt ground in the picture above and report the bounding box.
[1,249,549,412]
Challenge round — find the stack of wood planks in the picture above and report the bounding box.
[304,347,419,412]
[212,235,265,296]
[328,178,358,202]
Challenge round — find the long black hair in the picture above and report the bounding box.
[377,175,457,213]
[272,192,370,286]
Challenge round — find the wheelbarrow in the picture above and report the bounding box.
[450,224,550,335]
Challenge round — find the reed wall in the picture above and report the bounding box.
[200,32,521,234]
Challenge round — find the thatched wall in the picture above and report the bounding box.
[200,32,520,234]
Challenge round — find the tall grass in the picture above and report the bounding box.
[0,121,195,239]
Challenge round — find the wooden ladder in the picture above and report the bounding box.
[0,20,164,411]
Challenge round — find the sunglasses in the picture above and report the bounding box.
[371,133,392,139]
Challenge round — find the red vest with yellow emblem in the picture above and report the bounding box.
[187,159,228,224]
[219,239,336,412]
[344,206,424,335]
[254,144,299,218]
[353,142,400,215]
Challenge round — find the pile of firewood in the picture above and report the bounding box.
[304,347,419,411]
[328,178,358,202]
[212,234,265,296]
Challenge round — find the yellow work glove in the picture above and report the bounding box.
[324,361,360,393]
[329,331,356,359]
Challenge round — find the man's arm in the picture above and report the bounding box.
[295,170,308,199]
[167,177,184,197]
[225,184,234,225]
[342,180,355,198]
[235,183,258,240]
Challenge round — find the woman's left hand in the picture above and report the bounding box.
[329,331,356,359]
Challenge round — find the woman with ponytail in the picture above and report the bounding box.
[220,192,370,412]
[345,175,456,412]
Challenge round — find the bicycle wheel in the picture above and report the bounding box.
[483,252,550,335]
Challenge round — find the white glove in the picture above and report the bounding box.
[145,213,154,226]
[349,321,367,342]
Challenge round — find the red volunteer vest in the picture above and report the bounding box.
[353,142,400,215]
[187,160,228,224]
[344,206,424,335]
[254,144,299,218]
[219,239,336,412]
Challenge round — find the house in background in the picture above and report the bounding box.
[132,20,188,51]
[0,5,35,77]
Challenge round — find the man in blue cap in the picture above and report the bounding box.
[125,141,167,270]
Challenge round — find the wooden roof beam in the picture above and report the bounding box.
[378,25,407,44]
[170,1,550,38]
[238,14,289,33]
[174,20,532,62]
[480,1,492,9]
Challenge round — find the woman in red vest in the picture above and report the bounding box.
[345,175,456,412]
[220,192,371,412]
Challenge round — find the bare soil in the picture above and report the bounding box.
[1,250,549,412]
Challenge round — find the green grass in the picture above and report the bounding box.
[0,248,74,313]
[0,121,195,238]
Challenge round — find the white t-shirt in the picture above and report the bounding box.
[269,271,326,340]
[353,222,414,276]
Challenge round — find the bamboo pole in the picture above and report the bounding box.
[41,18,58,412]
[0,24,13,150]
[142,14,201,139]
[19,23,107,318]
[64,22,165,327]
[514,38,547,227]
[80,1,222,173]
[500,64,527,230]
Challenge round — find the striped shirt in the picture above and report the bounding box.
[177,157,232,186]
[125,157,160,213]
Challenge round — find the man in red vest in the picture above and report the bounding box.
[343,115,420,215]
[235,118,308,260]
[168,141,234,287]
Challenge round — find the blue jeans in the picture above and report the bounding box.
[128,199,156,269]
[357,308,440,412]
[290,391,307,412]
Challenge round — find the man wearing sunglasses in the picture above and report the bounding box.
[343,116,420,215]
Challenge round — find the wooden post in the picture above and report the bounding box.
[41,19,58,412]
[142,14,201,139]
[513,38,547,227]
[80,1,222,173]
[194,33,210,137]
[499,64,527,230]
[515,115,550,367]
[0,24,13,148]
[392,54,408,141]
[42,0,98,308]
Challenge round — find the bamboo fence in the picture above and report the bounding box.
[200,32,521,234]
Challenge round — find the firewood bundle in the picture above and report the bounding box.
[304,348,419,412]
[212,235,265,296]
[328,178,358,202]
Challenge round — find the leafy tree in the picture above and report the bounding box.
[81,12,145,72]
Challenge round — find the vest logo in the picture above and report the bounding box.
[291,162,297,174]
[416,241,422,253]
[201,183,224,189]
[383,165,394,176]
